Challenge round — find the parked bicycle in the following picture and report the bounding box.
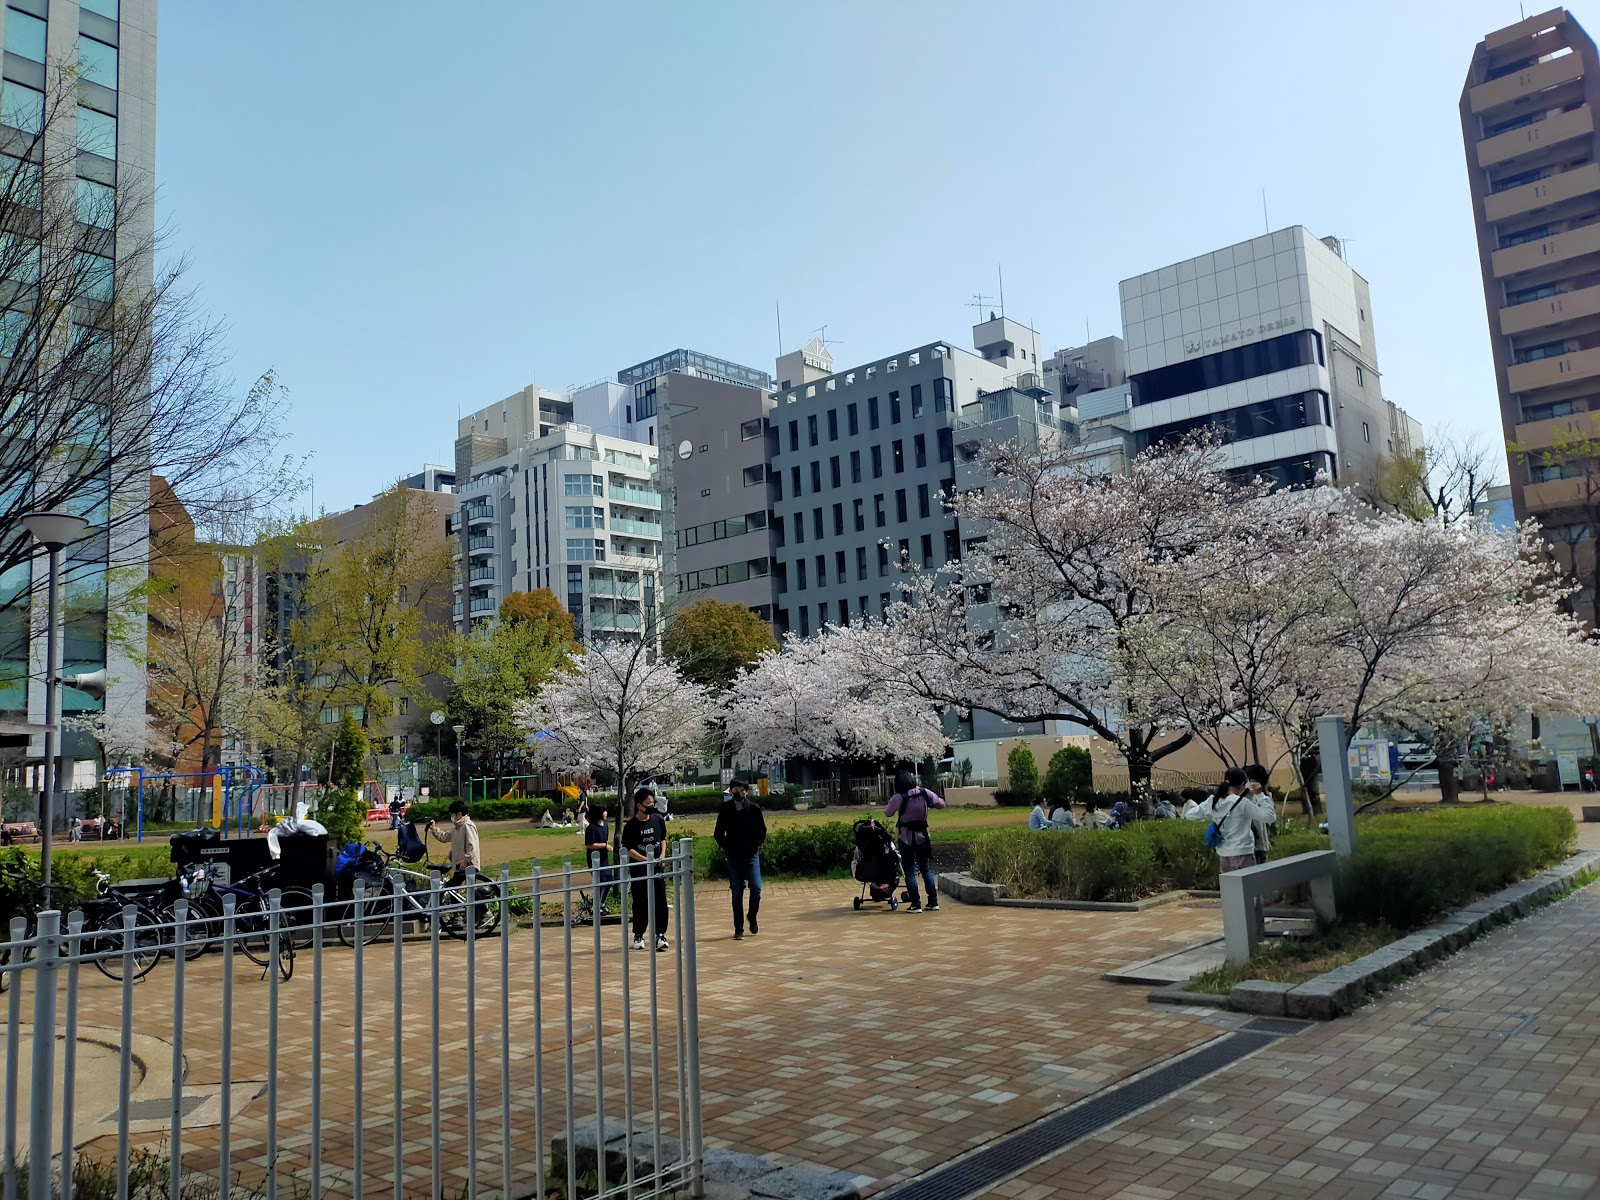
[336,843,501,947]
[177,864,298,980]
[1,867,167,985]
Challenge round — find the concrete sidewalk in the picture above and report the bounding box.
[980,879,1600,1200]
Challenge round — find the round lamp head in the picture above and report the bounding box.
[22,511,89,550]
[452,724,465,736]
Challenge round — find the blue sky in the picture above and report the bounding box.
[159,0,1528,513]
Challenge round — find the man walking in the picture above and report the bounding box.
[425,799,481,885]
[713,779,767,940]
[584,805,616,917]
[621,786,670,952]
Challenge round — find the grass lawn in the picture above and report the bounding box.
[1186,924,1398,994]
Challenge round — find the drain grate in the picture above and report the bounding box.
[1240,1016,1316,1036]
[873,1031,1277,1200]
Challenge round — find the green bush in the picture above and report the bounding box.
[1006,746,1040,805]
[969,804,1576,914]
[707,820,857,879]
[1043,747,1092,808]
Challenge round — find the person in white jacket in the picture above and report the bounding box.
[1187,767,1274,873]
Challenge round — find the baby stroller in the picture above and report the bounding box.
[851,819,906,911]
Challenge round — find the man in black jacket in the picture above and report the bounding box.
[713,779,768,940]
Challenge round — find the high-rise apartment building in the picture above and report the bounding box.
[0,1,157,779]
[453,385,574,484]
[1461,9,1600,592]
[1121,227,1420,490]
[453,425,661,642]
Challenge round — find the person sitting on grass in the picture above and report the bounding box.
[1030,799,1076,830]
[1048,801,1078,828]
[1152,793,1180,820]
[1080,799,1115,829]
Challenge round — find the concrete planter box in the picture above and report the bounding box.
[1582,805,1600,823]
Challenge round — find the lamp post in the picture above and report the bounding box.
[23,510,89,888]
[452,723,466,803]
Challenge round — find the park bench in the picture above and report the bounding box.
[1220,849,1337,966]
[1,821,40,845]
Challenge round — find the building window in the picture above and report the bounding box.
[868,396,880,430]
[816,553,827,585]
[910,384,923,418]
[896,489,908,522]
[933,377,953,412]
[788,420,799,453]
[920,534,933,568]
[835,549,846,582]
[1516,341,1567,364]
[1130,330,1322,407]
[4,11,46,62]
[892,440,905,473]
[832,503,844,536]
[827,409,839,441]
[566,538,606,561]
[808,414,819,446]
[898,537,910,565]
[79,37,118,90]
[2,82,44,135]
[917,483,930,519]
[772,515,785,548]
[1362,421,1371,443]
[740,418,762,440]
[871,446,883,478]
[944,529,960,560]
[818,600,829,627]
[838,598,850,627]
[937,428,953,462]
[875,494,886,528]
[799,606,810,637]
[565,505,604,529]
[856,545,868,579]
[812,508,823,539]
[564,473,604,495]
[797,560,808,590]
[793,511,804,544]
[849,450,862,483]
[830,456,841,488]
[76,105,115,158]
[889,392,902,424]
[1354,365,1364,386]
[878,543,889,575]
[853,498,865,531]
[742,464,766,486]
[847,403,859,435]
[791,465,802,495]
[810,460,822,493]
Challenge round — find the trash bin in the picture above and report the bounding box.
[169,828,271,882]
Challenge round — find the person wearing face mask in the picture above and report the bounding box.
[713,778,768,940]
[621,786,671,952]
[425,799,481,885]
[1243,763,1278,865]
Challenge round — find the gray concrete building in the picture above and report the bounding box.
[767,319,1048,641]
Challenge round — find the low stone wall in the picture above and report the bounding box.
[937,870,1196,912]
[1149,849,1600,1020]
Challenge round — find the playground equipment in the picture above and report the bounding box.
[465,771,577,804]
[102,764,266,842]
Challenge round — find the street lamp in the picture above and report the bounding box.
[452,723,466,802]
[22,510,89,888]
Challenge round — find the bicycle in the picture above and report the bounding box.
[2,867,168,984]
[179,866,296,981]
[336,844,500,947]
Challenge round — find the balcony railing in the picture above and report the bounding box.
[469,565,495,582]
[467,535,494,551]
[608,485,662,508]
[463,504,495,523]
[469,596,496,615]
[611,518,662,537]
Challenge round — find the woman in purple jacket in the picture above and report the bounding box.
[885,767,946,913]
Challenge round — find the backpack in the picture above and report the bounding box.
[1204,796,1242,849]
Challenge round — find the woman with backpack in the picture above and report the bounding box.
[885,767,945,913]
[1191,766,1274,875]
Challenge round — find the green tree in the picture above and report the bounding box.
[661,599,779,692]
[1042,746,1092,808]
[446,617,574,787]
[315,711,369,844]
[1006,745,1040,804]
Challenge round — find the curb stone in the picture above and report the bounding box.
[1144,850,1598,1019]
[938,871,1194,911]
[551,1124,861,1200]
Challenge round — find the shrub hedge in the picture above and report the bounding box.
[968,804,1576,922]
[406,785,793,825]
[706,820,857,879]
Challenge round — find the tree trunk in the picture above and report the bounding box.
[1438,752,1461,804]
[1126,753,1154,816]
[1297,750,1323,817]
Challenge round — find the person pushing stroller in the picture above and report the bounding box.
[885,767,945,913]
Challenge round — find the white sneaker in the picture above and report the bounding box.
[655,936,669,952]
[632,936,646,950]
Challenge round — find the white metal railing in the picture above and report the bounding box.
[2,843,704,1199]
[608,486,661,508]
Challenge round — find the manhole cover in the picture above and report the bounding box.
[123,1096,207,1121]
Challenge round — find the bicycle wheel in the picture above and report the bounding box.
[235,896,280,967]
[275,937,294,982]
[88,908,163,982]
[337,883,393,948]
[276,887,318,950]
[441,881,501,941]
[175,894,221,960]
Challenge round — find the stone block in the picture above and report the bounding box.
[938,871,1005,905]
[700,1148,786,1200]
[550,1119,681,1185]
[1284,978,1342,1021]
[1231,980,1291,1016]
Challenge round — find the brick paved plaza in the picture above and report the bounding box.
[15,866,1600,1198]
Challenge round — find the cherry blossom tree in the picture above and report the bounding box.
[514,642,718,813]
[726,624,946,766]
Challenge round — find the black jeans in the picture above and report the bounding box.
[901,838,937,907]
[629,860,670,939]
[726,853,762,933]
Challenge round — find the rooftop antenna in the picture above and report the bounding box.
[966,293,996,323]
[811,324,842,352]
[775,301,783,357]
[1085,315,1091,345]
[997,263,1006,318]
[1262,187,1270,234]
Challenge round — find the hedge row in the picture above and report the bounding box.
[405,787,794,825]
[705,820,857,879]
[969,805,1576,926]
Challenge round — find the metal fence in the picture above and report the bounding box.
[2,842,703,1200]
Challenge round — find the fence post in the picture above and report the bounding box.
[1316,715,1358,858]
[677,838,705,1198]
[5,916,27,1200]
[27,909,59,1200]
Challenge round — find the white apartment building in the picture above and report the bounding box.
[454,426,662,643]
[1121,226,1422,490]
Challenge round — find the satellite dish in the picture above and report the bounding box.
[677,440,693,460]
[430,710,445,725]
